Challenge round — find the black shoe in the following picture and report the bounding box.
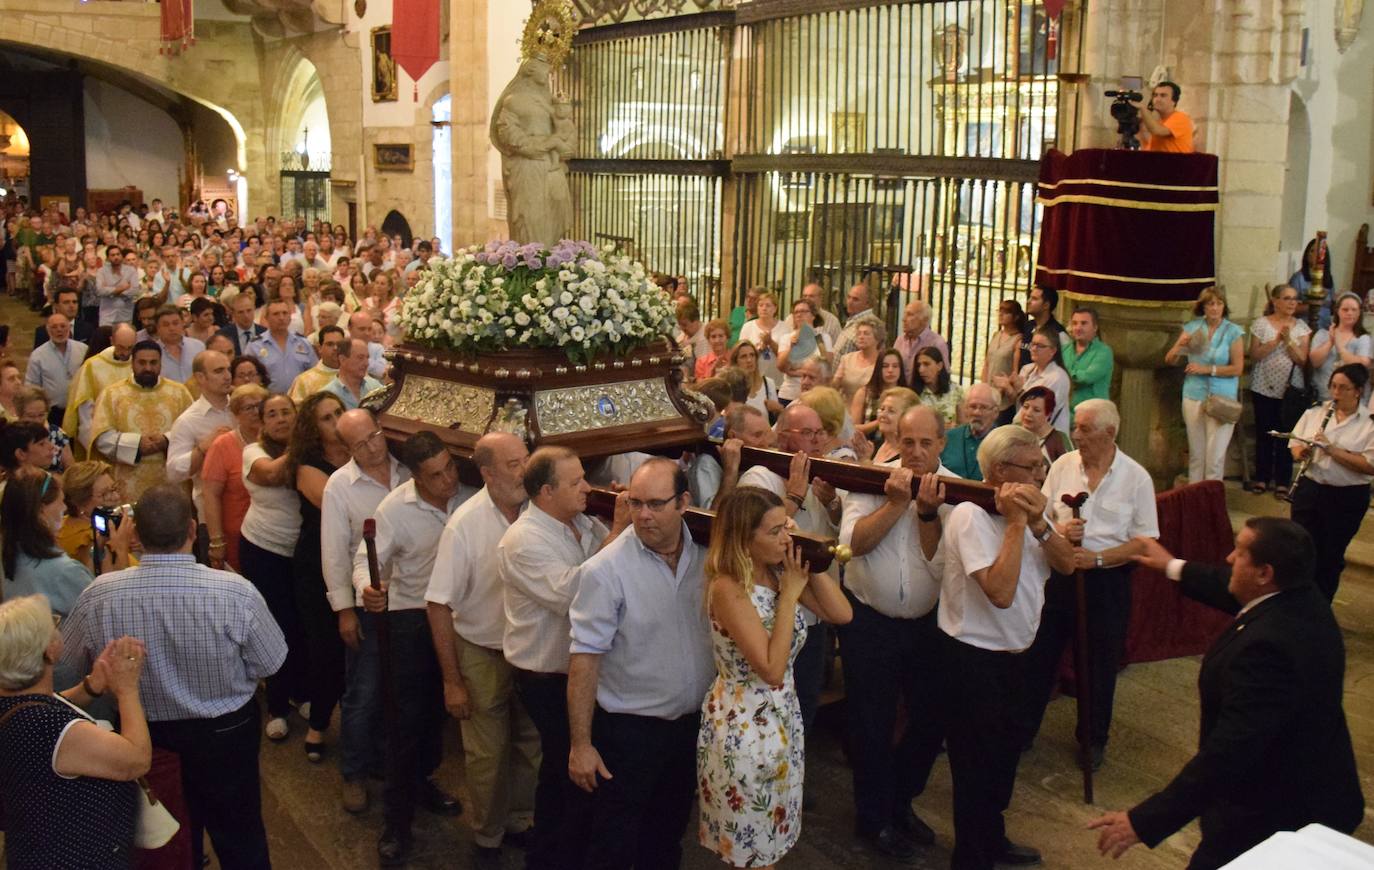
[503,827,535,849]
[472,844,502,870]
[377,829,411,867]
[418,779,463,816]
[891,804,936,846]
[858,826,920,864]
[997,839,1042,866]
[1091,744,1106,771]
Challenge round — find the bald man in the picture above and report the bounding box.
[939,383,1002,481]
[64,322,137,449]
[25,312,88,426]
[894,300,950,383]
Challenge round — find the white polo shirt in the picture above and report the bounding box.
[351,479,471,610]
[839,461,955,620]
[426,487,524,650]
[498,503,608,674]
[165,396,235,514]
[939,501,1050,652]
[1293,404,1374,487]
[1042,448,1159,554]
[320,457,409,612]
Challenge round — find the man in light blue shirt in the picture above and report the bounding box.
[154,305,207,385]
[94,245,139,326]
[567,458,713,868]
[24,312,87,419]
[244,298,317,393]
[323,338,385,410]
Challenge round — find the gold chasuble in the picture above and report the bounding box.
[90,377,194,501]
[63,347,132,442]
[288,362,340,405]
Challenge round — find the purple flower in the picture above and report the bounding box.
[502,254,518,269]
[526,257,543,270]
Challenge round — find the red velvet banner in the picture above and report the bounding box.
[160,0,194,54]
[392,0,441,100]
[1034,148,1219,304]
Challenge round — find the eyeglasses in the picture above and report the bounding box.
[627,497,677,512]
[348,430,385,453]
[783,428,825,440]
[999,460,1041,473]
[1030,342,1054,350]
[966,403,997,412]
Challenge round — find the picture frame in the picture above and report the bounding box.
[373,143,414,172]
[1016,4,1058,78]
[774,211,809,243]
[371,26,397,103]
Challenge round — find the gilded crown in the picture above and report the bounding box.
[520,0,579,67]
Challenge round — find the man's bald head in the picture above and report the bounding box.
[897,405,946,474]
[111,323,137,361]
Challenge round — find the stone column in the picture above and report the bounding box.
[450,0,491,247]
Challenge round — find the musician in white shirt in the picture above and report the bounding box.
[938,425,1074,870]
[1288,364,1374,600]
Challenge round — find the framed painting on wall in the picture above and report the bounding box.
[371,26,397,102]
[374,143,414,171]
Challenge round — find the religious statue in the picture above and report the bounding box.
[1336,0,1365,52]
[489,0,579,247]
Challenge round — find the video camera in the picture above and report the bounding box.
[1104,89,1144,150]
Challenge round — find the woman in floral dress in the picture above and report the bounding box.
[698,487,852,868]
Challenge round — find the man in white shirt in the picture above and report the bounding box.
[567,459,714,869]
[1023,398,1159,770]
[836,406,951,861]
[497,446,622,870]
[164,350,234,514]
[300,239,329,272]
[322,409,410,814]
[94,245,139,326]
[154,304,207,385]
[347,310,390,380]
[24,312,87,426]
[938,425,1074,870]
[425,432,538,865]
[674,297,711,376]
[802,282,843,345]
[356,431,471,866]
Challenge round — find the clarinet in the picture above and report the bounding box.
[1288,400,1336,500]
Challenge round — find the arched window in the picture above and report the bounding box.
[432,93,452,255]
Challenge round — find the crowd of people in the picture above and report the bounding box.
[0,196,1368,870]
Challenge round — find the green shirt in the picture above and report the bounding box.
[1061,337,1114,423]
[939,423,989,481]
[728,306,752,345]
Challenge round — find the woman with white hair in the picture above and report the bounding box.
[0,594,151,869]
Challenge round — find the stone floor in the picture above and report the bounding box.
[1,293,1371,868]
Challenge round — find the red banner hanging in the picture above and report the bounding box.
[160,0,194,55]
[392,0,441,101]
[1043,0,1067,18]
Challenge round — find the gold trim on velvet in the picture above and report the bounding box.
[1038,177,1219,193]
[1036,194,1218,211]
[1037,267,1216,285]
[1057,290,1199,308]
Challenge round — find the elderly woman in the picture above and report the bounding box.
[832,315,885,401]
[58,461,124,571]
[0,595,151,870]
[777,299,835,403]
[852,348,908,438]
[853,386,921,465]
[1007,329,1071,434]
[1016,386,1073,466]
[231,354,270,389]
[797,385,860,459]
[14,387,73,472]
[202,383,269,572]
[1164,287,1245,482]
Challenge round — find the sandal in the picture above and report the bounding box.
[304,741,327,763]
[1274,485,1289,499]
[1246,481,1267,494]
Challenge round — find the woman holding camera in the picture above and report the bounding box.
[0,595,151,870]
[57,461,128,572]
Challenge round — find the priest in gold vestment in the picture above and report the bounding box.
[90,340,194,501]
[63,323,137,450]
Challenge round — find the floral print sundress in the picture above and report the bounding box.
[697,582,807,867]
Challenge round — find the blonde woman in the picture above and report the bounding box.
[739,291,789,383]
[853,386,921,465]
[831,316,885,402]
[697,488,851,868]
[728,341,784,418]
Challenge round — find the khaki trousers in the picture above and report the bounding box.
[456,635,541,847]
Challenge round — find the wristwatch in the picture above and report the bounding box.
[1094,553,1105,569]
[1033,524,1053,543]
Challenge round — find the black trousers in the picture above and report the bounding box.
[381,608,446,836]
[1019,566,1133,748]
[1290,478,1371,601]
[515,669,589,870]
[837,595,945,836]
[1251,391,1299,486]
[575,709,700,870]
[940,633,1026,870]
[148,699,270,870]
[290,558,345,732]
[792,621,828,732]
[238,537,308,718]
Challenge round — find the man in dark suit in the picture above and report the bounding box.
[34,288,96,348]
[1089,517,1363,870]
[219,291,267,356]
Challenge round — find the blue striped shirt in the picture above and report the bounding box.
[58,554,288,722]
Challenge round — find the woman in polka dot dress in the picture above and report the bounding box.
[0,595,151,869]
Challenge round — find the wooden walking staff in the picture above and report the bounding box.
[362,518,397,726]
[1061,491,1094,804]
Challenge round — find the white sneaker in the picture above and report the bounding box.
[265,716,289,741]
[296,701,312,722]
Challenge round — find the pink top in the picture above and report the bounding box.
[202,429,252,568]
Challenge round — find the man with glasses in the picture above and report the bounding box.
[321,408,411,814]
[289,325,346,404]
[938,425,1074,870]
[940,383,1002,481]
[1021,399,1159,771]
[566,458,714,869]
[355,431,473,865]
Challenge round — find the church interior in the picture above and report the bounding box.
[1,0,1372,867]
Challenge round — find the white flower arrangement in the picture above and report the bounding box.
[398,240,678,364]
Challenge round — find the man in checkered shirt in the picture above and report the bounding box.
[61,483,287,870]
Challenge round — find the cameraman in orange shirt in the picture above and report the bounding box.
[1133,81,1195,154]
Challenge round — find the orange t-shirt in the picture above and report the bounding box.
[1143,110,1194,153]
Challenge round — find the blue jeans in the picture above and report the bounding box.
[339,609,383,781]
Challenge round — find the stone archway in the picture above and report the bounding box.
[381,210,414,249]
